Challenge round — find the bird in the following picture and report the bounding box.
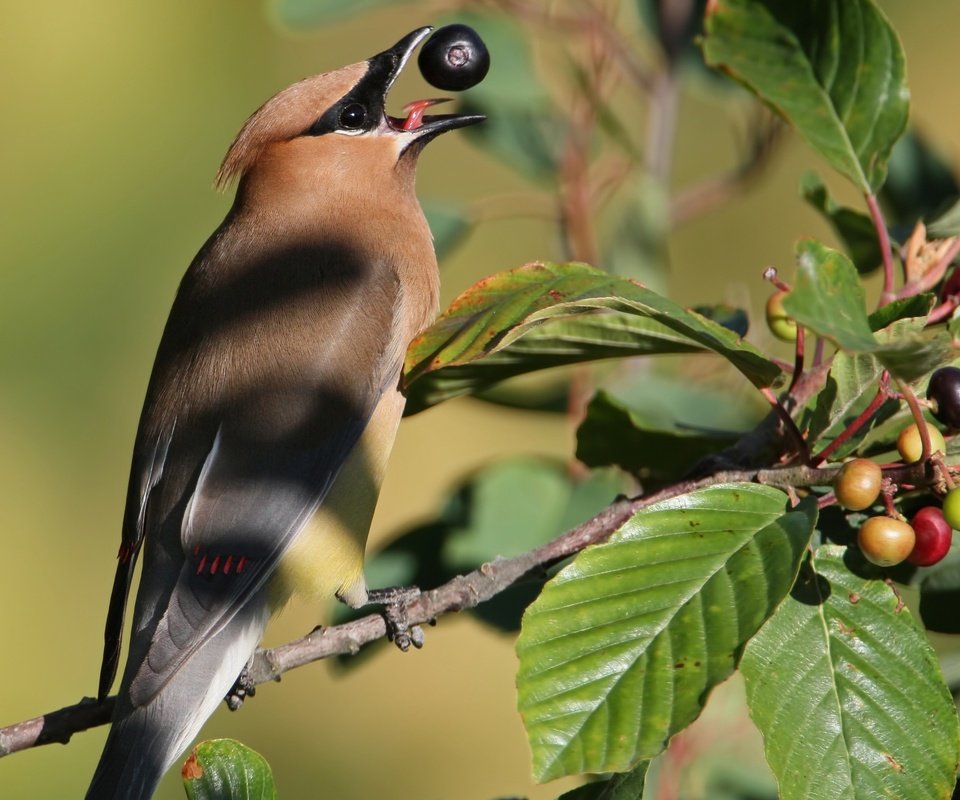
[86,26,483,799]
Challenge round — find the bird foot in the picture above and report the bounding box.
[366,586,424,652]
[225,666,256,711]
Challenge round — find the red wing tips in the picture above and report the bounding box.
[193,550,250,576]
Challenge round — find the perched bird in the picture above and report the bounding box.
[87,27,483,799]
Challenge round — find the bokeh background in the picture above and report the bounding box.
[1,1,958,798]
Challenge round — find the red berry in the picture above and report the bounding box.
[941,267,960,300]
[908,506,953,566]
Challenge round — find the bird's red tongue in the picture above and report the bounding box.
[401,98,450,130]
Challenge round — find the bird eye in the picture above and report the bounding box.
[339,103,367,130]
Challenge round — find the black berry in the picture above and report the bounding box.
[927,366,960,429]
[419,24,490,91]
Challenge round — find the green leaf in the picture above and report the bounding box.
[782,240,875,351]
[782,241,955,380]
[442,459,572,568]
[918,537,960,633]
[269,0,409,27]
[741,546,960,800]
[866,294,934,332]
[927,197,960,239]
[423,202,472,262]
[800,172,883,273]
[702,0,909,192]
[183,739,277,800]
[871,318,955,383]
[802,351,898,460]
[882,129,960,225]
[516,485,816,781]
[576,390,738,484]
[335,460,629,634]
[555,761,649,800]
[402,262,781,415]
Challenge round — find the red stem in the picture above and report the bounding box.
[788,325,805,394]
[898,379,932,461]
[763,266,792,293]
[928,297,958,325]
[867,192,896,307]
[810,381,889,466]
[812,336,825,368]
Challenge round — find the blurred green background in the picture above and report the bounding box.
[1,1,958,798]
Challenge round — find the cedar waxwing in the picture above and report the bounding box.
[86,27,483,799]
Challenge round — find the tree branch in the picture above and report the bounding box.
[0,434,933,759]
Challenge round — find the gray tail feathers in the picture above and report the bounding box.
[86,602,269,800]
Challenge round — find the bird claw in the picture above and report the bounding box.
[225,666,256,711]
[365,586,423,652]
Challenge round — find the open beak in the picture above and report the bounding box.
[370,27,486,142]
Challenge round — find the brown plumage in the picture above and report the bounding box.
[87,27,482,799]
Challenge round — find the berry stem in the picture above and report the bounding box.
[928,296,958,325]
[762,266,791,293]
[788,324,805,394]
[897,378,933,461]
[812,336,825,368]
[881,482,900,518]
[867,192,897,307]
[810,373,890,466]
[931,454,957,491]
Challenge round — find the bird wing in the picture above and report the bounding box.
[98,422,177,699]
[125,251,406,707]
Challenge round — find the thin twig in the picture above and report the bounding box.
[1,417,935,757]
[810,373,890,466]
[867,192,897,307]
[897,378,933,460]
[787,325,805,394]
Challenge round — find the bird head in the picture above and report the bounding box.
[215,27,484,192]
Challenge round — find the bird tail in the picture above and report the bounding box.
[86,602,269,800]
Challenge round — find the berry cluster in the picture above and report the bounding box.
[830,373,957,568]
[766,289,959,569]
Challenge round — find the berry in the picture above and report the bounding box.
[833,459,883,511]
[942,488,960,530]
[896,422,946,463]
[908,506,953,566]
[858,516,916,567]
[419,24,490,91]
[765,291,797,342]
[927,366,960,429]
[940,267,960,300]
